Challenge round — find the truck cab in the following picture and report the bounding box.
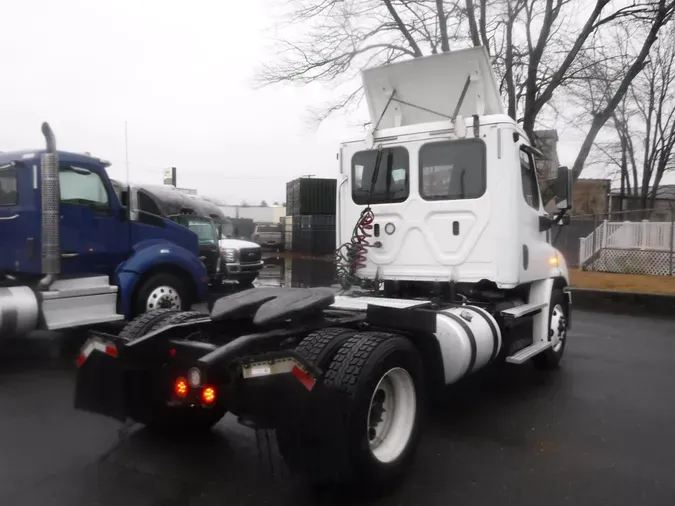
[168,213,223,288]
[337,46,570,294]
[0,138,209,330]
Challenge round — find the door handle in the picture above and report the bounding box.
[61,252,79,258]
[0,214,18,221]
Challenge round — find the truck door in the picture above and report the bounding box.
[517,144,549,282]
[0,161,42,274]
[58,164,129,278]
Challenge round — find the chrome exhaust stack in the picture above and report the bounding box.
[37,122,61,291]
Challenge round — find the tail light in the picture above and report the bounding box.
[201,386,216,405]
[174,377,189,398]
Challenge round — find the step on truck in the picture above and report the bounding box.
[0,124,209,338]
[73,46,573,492]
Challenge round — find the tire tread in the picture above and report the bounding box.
[118,309,180,341]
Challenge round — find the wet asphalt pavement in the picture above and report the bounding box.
[1,254,675,505]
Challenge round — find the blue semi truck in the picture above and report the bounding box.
[0,123,209,338]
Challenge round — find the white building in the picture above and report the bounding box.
[217,205,286,224]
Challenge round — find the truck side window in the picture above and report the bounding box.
[0,166,18,206]
[60,166,110,208]
[419,139,486,200]
[352,147,409,205]
[137,191,162,216]
[519,148,540,210]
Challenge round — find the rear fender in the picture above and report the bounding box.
[114,241,209,317]
[74,331,130,421]
[74,326,213,422]
[223,350,324,430]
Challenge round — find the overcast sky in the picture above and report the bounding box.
[2,0,667,206]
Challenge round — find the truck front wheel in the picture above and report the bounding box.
[278,332,424,491]
[134,272,190,317]
[533,288,568,370]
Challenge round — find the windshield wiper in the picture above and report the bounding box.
[367,148,384,205]
[384,150,394,200]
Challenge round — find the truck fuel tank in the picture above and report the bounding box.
[435,305,502,384]
[0,286,39,338]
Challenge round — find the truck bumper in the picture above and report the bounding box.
[73,331,323,430]
[259,241,282,250]
[225,261,264,279]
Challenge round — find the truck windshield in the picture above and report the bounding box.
[419,139,486,201]
[352,147,409,205]
[220,221,234,239]
[186,219,218,244]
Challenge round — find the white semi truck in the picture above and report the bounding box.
[73,46,573,493]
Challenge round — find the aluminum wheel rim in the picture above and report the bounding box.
[366,367,417,464]
[551,303,566,352]
[146,286,182,311]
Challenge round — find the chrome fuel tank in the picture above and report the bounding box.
[0,286,39,338]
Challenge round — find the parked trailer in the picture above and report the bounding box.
[73,46,573,492]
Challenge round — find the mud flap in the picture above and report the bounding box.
[74,338,128,422]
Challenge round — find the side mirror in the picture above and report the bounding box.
[554,166,573,211]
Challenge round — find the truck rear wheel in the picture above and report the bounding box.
[276,327,358,471]
[293,327,358,368]
[278,331,424,491]
[118,308,182,341]
[134,272,190,317]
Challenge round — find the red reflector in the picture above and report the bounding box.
[174,377,189,398]
[105,345,117,358]
[76,354,86,368]
[169,348,176,357]
[202,386,216,405]
[291,365,316,391]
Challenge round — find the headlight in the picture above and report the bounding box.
[222,248,237,262]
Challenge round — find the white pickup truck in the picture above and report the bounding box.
[218,222,264,286]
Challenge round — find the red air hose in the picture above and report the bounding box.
[335,206,376,290]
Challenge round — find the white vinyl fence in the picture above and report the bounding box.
[579,220,675,276]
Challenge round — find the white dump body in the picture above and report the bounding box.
[336,47,567,288]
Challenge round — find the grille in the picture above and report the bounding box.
[240,247,261,264]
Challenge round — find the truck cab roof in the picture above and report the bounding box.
[0,150,111,168]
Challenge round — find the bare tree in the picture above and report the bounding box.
[257,0,674,181]
[576,21,675,216]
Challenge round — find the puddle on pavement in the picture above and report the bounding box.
[256,253,337,289]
